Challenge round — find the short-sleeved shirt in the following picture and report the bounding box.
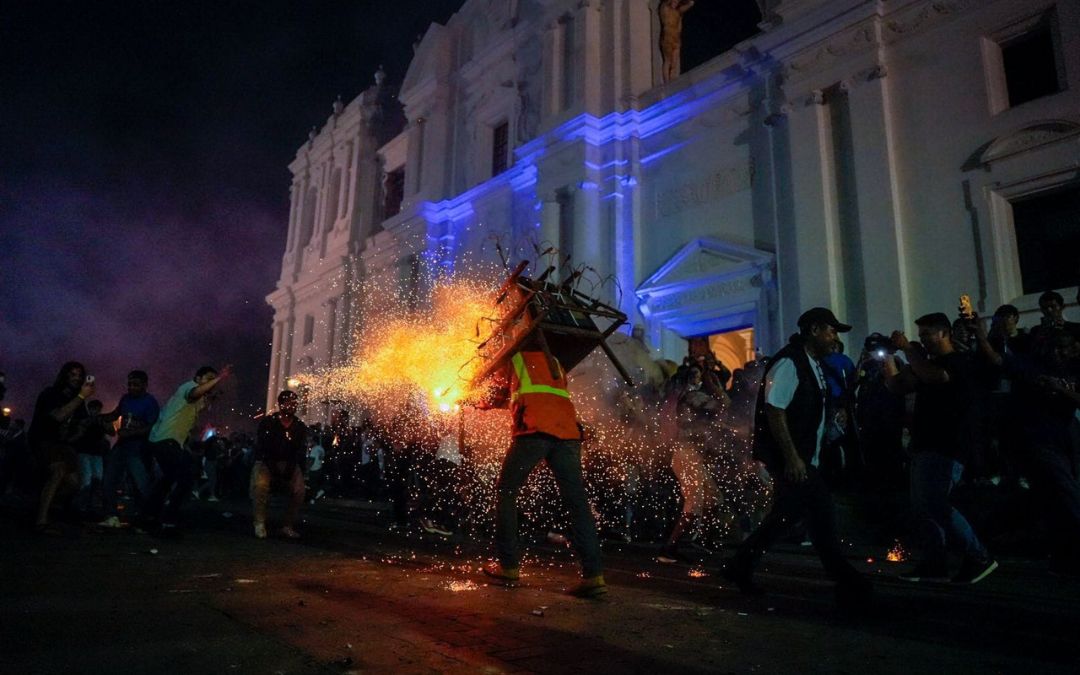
[764,356,827,466]
[149,381,202,445]
[255,413,308,474]
[29,386,86,447]
[115,393,161,446]
[910,351,979,462]
[307,444,325,472]
[822,352,855,401]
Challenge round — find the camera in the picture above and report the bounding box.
[85,375,95,384]
[864,333,894,359]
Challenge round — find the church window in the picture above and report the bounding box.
[492,121,509,176]
[1011,183,1080,294]
[983,8,1064,114]
[303,315,315,346]
[383,168,405,220]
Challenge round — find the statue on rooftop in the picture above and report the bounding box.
[659,0,695,84]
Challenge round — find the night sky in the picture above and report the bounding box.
[0,0,462,427]
[1,0,757,428]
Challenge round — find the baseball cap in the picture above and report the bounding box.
[797,307,852,333]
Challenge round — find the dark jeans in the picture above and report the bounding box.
[103,440,152,517]
[495,435,602,578]
[142,440,196,526]
[731,465,861,584]
[909,451,988,565]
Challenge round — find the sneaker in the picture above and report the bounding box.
[420,519,453,537]
[569,575,607,598]
[254,522,267,539]
[899,562,950,582]
[97,516,127,529]
[207,495,219,503]
[315,489,325,500]
[280,526,301,539]
[482,561,520,584]
[721,562,766,596]
[191,491,201,501]
[952,558,998,585]
[656,546,684,564]
[546,531,569,546]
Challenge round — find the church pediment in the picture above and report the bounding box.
[635,237,776,338]
[637,237,774,295]
[977,119,1080,166]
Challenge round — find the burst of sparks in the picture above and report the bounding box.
[280,253,772,544]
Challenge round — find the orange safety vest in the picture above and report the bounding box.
[509,351,582,440]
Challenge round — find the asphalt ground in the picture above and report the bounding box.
[2,495,1078,675]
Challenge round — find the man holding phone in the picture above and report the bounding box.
[29,362,95,532]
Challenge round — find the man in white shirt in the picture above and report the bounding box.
[723,308,872,610]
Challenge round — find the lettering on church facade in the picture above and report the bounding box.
[654,164,752,218]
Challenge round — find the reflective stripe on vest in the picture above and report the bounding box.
[510,353,570,400]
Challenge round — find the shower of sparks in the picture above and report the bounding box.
[443,579,480,592]
[282,252,772,545]
[886,541,907,562]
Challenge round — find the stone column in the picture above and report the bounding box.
[266,320,284,412]
[783,92,838,313]
[539,191,561,258]
[844,68,910,331]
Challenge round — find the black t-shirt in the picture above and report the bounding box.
[28,385,86,447]
[910,351,980,462]
[254,413,308,474]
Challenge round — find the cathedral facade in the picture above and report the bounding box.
[266,0,1080,413]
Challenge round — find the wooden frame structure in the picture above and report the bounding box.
[472,261,634,387]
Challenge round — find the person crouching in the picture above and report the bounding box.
[252,390,308,539]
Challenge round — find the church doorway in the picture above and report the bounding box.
[687,327,755,376]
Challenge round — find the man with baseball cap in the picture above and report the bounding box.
[724,308,873,609]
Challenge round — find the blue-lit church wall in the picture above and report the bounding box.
[267,0,1080,411]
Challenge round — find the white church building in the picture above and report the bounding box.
[265,0,1080,413]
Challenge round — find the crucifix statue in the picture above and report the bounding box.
[659,0,695,83]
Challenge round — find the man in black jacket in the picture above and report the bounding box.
[724,308,872,608]
[252,390,308,539]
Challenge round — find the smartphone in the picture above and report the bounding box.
[85,375,95,384]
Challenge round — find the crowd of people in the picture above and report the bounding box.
[1,287,1077,607]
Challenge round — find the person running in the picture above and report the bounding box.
[481,333,606,598]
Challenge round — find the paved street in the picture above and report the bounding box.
[3,497,1078,674]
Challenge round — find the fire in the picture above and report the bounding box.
[299,279,498,415]
[886,541,906,562]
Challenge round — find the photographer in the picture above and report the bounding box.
[28,362,95,532]
[1030,291,1080,348]
[854,334,906,490]
[885,313,997,584]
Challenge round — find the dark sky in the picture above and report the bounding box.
[0,0,462,427]
[0,0,757,428]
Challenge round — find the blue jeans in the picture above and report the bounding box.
[495,435,602,578]
[103,440,152,517]
[910,452,988,564]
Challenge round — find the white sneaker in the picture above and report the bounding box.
[207,495,219,503]
[280,526,300,539]
[191,491,201,501]
[254,522,267,539]
[315,489,325,500]
[97,516,126,529]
